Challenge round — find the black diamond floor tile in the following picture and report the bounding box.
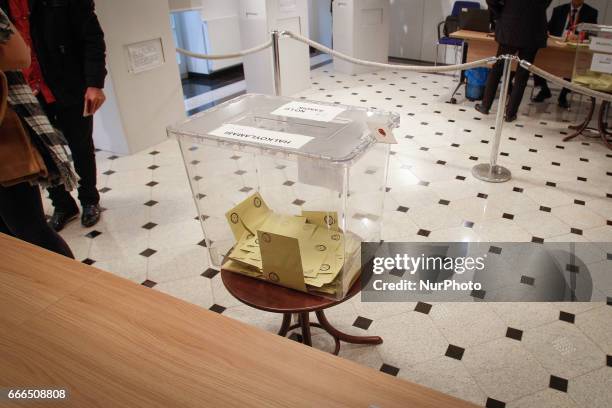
[144,200,158,207]
[209,304,226,314]
[352,316,373,330]
[417,229,430,237]
[485,397,506,408]
[506,327,523,341]
[142,222,158,230]
[489,246,502,255]
[520,275,535,285]
[445,344,465,360]
[141,279,157,288]
[82,258,96,265]
[139,248,157,258]
[414,301,432,314]
[85,230,102,239]
[549,375,568,392]
[559,311,575,324]
[379,363,400,376]
[201,268,219,279]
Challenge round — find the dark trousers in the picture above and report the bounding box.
[40,98,99,212]
[482,44,539,117]
[533,75,571,100]
[0,182,74,258]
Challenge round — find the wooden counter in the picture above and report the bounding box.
[451,29,576,78]
[0,233,478,408]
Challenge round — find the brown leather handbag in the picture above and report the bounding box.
[0,71,48,187]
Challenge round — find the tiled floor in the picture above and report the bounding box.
[47,64,612,408]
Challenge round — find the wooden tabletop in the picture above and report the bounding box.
[0,233,478,408]
[451,29,575,52]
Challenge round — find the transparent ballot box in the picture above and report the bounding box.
[167,94,398,299]
[573,24,612,92]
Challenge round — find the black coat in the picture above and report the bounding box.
[548,3,598,37]
[1,0,107,107]
[487,0,552,49]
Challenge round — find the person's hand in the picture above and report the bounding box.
[84,87,106,116]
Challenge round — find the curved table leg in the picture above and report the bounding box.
[299,312,312,346]
[278,313,292,336]
[316,310,383,346]
[597,100,612,150]
[566,97,596,141]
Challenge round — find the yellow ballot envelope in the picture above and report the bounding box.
[223,192,362,297]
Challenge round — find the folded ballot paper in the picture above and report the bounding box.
[222,192,361,296]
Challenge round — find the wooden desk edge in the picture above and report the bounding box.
[0,234,479,408]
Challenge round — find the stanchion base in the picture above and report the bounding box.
[472,163,511,183]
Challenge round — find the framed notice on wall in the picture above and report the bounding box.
[126,38,165,74]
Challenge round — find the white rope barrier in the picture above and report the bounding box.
[283,30,498,73]
[176,39,273,60]
[521,61,612,103]
[175,30,612,105]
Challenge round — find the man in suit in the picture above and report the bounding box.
[2,0,107,231]
[533,0,598,107]
[476,0,552,122]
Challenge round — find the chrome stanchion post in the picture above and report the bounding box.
[472,55,512,183]
[271,30,282,96]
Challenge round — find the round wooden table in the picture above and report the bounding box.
[221,270,383,355]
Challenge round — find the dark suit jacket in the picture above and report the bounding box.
[487,0,552,49]
[1,0,107,107]
[548,3,598,37]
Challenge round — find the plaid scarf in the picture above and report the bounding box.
[4,71,79,191]
[0,7,77,190]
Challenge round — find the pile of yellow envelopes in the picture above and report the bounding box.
[222,192,361,296]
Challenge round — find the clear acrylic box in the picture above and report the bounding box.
[573,24,612,92]
[167,94,398,299]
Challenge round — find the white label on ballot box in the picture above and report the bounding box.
[209,124,313,149]
[589,37,612,53]
[271,101,345,122]
[591,53,612,74]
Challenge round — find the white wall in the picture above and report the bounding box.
[95,0,185,154]
[309,0,333,48]
[389,0,487,62]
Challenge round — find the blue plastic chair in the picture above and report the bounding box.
[435,1,481,66]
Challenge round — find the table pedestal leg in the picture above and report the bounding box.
[278,313,292,336]
[566,97,596,141]
[597,100,612,150]
[298,312,312,346]
[316,310,383,347]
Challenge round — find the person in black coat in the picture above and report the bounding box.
[533,0,598,107]
[476,0,552,122]
[1,0,107,231]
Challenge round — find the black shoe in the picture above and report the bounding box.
[505,113,517,123]
[81,204,101,228]
[49,208,79,232]
[558,97,570,109]
[533,88,552,102]
[475,104,489,115]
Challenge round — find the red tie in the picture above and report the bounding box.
[567,8,577,31]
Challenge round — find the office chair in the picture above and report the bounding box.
[435,1,481,67]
